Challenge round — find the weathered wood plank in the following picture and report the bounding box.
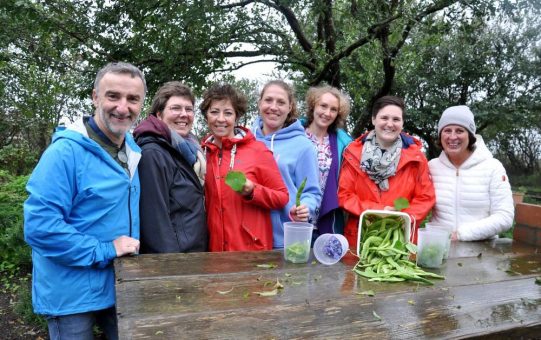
[117,277,540,339]
[115,253,541,320]
[114,240,541,339]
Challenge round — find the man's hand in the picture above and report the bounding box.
[290,204,309,222]
[113,236,140,257]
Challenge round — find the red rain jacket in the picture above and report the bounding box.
[338,133,435,246]
[203,127,288,251]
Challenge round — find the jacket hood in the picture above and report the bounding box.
[438,135,493,170]
[133,115,171,142]
[252,116,306,142]
[54,117,141,179]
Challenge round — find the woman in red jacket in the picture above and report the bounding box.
[338,96,435,246]
[201,84,289,251]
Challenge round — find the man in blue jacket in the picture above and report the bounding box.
[24,62,146,339]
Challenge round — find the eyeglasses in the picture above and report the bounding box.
[166,105,194,115]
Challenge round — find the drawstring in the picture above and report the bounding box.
[270,133,276,152]
[229,144,237,170]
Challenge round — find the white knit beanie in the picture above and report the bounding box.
[437,105,476,135]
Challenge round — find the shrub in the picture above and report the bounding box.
[0,143,38,176]
[0,170,31,274]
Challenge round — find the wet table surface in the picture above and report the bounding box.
[114,239,541,339]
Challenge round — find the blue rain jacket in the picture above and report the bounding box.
[24,118,141,316]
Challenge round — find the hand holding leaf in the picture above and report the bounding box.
[225,171,247,193]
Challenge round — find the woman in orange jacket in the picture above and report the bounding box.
[338,96,435,247]
[201,84,289,251]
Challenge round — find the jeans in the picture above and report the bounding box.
[46,306,118,340]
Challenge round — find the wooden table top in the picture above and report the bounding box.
[114,239,541,339]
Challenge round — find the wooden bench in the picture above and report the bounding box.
[513,203,541,247]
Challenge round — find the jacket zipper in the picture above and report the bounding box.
[455,168,459,230]
[128,184,132,237]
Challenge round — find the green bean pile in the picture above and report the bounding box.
[353,215,444,285]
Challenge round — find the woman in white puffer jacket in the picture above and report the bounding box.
[428,105,514,241]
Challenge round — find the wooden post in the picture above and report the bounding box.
[513,202,541,247]
[512,191,525,206]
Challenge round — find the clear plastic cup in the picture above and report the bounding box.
[416,228,447,268]
[425,224,452,260]
[283,222,313,263]
[313,234,349,265]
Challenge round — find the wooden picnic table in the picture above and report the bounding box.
[114,239,541,339]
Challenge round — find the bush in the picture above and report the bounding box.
[0,143,38,176]
[13,279,47,331]
[0,170,31,274]
[0,171,47,332]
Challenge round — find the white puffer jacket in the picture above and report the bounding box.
[428,136,514,241]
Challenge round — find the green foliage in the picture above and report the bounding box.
[1,0,540,174]
[0,143,38,176]
[13,279,47,331]
[0,171,44,331]
[0,171,31,280]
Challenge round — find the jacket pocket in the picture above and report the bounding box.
[89,267,109,294]
[240,223,266,250]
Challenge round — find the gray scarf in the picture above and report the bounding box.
[360,130,402,191]
[170,130,206,186]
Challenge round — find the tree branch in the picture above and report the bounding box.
[265,0,313,52]
[219,0,258,9]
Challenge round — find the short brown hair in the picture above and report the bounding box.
[372,95,405,118]
[149,81,194,116]
[305,85,350,132]
[259,80,298,127]
[200,83,248,120]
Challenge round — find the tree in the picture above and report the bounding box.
[1,0,89,159]
[2,0,540,161]
[395,4,541,158]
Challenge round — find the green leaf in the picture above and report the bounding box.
[295,177,307,206]
[256,263,277,269]
[393,197,409,211]
[253,289,279,296]
[405,242,418,254]
[357,290,375,296]
[536,277,541,285]
[372,311,382,321]
[225,171,246,192]
[216,287,234,295]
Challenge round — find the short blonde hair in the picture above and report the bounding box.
[305,85,350,131]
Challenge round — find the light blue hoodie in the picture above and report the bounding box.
[253,117,322,248]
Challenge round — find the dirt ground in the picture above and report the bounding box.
[0,290,47,340]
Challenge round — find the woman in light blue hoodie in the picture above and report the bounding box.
[253,80,322,248]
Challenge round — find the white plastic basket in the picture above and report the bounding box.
[356,210,414,257]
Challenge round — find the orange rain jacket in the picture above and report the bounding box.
[338,132,435,246]
[203,127,289,251]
